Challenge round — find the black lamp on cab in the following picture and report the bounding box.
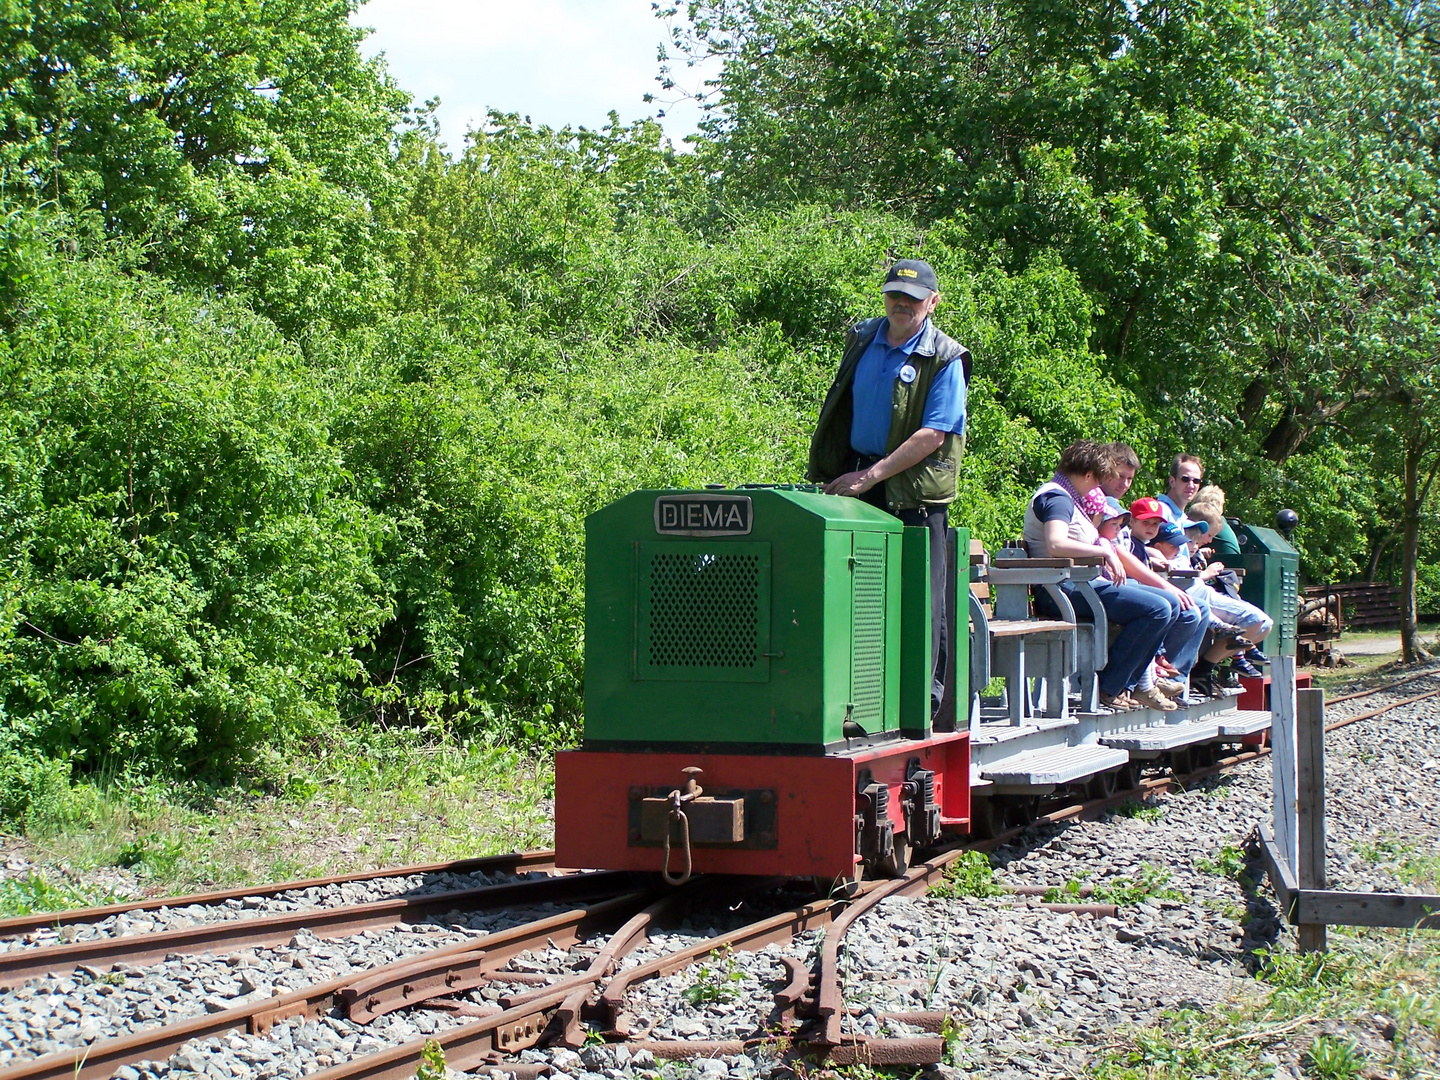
[1276,508,1299,540]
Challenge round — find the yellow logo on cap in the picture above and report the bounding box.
[897,268,918,278]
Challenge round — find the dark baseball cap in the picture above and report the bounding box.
[882,259,938,299]
[1154,521,1187,547]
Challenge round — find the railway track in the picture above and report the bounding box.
[1,670,1435,1080]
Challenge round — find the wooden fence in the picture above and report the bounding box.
[1254,657,1439,951]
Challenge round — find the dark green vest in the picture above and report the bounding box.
[806,317,970,511]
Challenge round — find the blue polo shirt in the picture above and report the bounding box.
[849,320,967,457]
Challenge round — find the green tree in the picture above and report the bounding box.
[0,0,413,332]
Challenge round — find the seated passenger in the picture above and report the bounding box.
[1152,523,1256,693]
[1024,441,1195,712]
[1184,485,1274,676]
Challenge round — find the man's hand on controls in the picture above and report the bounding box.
[824,470,879,497]
[827,427,947,498]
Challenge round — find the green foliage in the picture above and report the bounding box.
[1090,865,1187,906]
[114,833,184,879]
[681,947,745,1005]
[929,850,1005,900]
[1354,836,1440,890]
[7,0,1440,808]
[1050,865,1185,906]
[1303,1034,1366,1080]
[1255,945,1353,994]
[415,1039,447,1080]
[1115,798,1166,822]
[1196,844,1250,883]
[1,227,388,792]
[0,0,413,333]
[0,872,118,917]
[1090,1007,1276,1078]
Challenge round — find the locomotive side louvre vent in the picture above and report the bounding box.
[1280,563,1299,651]
[850,534,887,728]
[636,541,772,682]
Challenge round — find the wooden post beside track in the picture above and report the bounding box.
[1295,687,1328,953]
[1270,655,1299,876]
[1258,666,1440,939]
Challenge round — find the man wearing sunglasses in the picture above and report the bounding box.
[1159,454,1205,524]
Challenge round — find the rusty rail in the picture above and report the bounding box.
[305,872,958,1080]
[0,870,641,990]
[0,890,653,1080]
[0,851,557,938]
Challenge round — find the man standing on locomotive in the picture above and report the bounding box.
[807,259,970,717]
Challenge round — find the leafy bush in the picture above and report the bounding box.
[0,236,388,787]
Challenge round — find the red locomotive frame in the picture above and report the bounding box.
[555,731,970,880]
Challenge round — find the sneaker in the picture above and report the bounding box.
[1231,656,1262,679]
[1178,690,1209,706]
[1132,686,1178,711]
[1245,646,1270,665]
[1155,658,1181,677]
[1156,677,1187,698]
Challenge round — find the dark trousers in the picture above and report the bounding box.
[856,476,948,708]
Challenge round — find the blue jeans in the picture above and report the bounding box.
[1040,580,1177,696]
[1157,589,1207,676]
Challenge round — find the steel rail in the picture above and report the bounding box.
[0,871,641,990]
[1325,667,1440,705]
[811,850,963,1047]
[0,851,558,938]
[304,880,934,1080]
[1324,686,1440,730]
[0,891,653,1080]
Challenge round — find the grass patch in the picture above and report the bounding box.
[1114,797,1166,823]
[6,729,555,895]
[1089,930,1440,1079]
[1355,835,1440,890]
[928,850,1005,900]
[0,873,121,917]
[1303,1033,1366,1079]
[1045,864,1185,906]
[1197,843,1251,883]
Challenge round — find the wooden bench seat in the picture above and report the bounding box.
[987,619,1077,638]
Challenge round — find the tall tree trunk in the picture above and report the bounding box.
[1366,532,1394,583]
[1261,405,1309,462]
[1401,427,1423,662]
[1397,406,1440,664]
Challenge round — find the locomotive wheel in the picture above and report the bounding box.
[880,832,911,878]
[1087,768,1118,801]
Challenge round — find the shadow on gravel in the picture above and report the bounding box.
[1236,843,1285,971]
